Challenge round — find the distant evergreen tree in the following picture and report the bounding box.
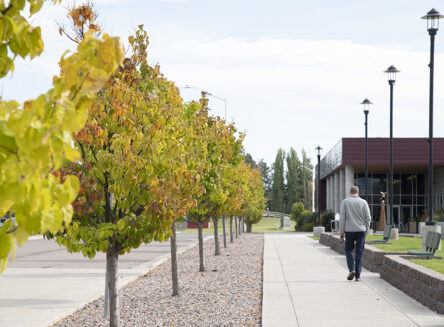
[244,152,258,168]
[258,159,272,208]
[285,148,301,213]
[271,149,285,212]
[300,149,313,211]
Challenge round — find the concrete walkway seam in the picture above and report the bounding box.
[272,236,300,327]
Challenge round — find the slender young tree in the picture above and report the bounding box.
[222,214,227,248]
[170,221,179,296]
[244,169,267,232]
[168,100,208,296]
[220,143,245,248]
[230,215,234,243]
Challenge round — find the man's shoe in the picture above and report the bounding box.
[355,278,361,282]
[347,271,355,281]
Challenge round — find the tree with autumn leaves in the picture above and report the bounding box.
[244,168,267,232]
[0,0,123,272]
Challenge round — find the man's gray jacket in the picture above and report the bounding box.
[339,195,371,234]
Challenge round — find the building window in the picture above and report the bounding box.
[354,172,426,224]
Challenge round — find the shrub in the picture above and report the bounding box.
[290,202,308,223]
[320,210,335,232]
[295,212,317,231]
[302,223,314,232]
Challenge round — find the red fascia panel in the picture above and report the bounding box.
[342,138,444,166]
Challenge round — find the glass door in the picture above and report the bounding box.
[392,205,400,226]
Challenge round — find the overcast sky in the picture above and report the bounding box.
[3,0,444,167]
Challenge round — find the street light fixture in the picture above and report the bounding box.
[183,85,227,120]
[422,9,444,224]
[361,98,372,203]
[384,65,400,226]
[316,146,322,226]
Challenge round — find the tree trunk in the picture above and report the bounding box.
[170,220,179,296]
[230,215,234,243]
[246,217,252,233]
[222,215,227,248]
[235,216,238,239]
[212,217,220,255]
[106,245,120,327]
[198,220,205,272]
[240,217,244,234]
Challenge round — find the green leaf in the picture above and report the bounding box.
[0,233,11,258]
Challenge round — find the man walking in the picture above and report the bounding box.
[339,186,371,282]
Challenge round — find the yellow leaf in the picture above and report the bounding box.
[63,144,80,161]
[14,227,29,247]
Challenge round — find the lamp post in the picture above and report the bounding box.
[422,9,444,224]
[384,65,400,226]
[361,99,372,203]
[316,146,322,226]
[183,85,227,120]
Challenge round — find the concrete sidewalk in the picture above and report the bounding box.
[0,233,210,327]
[262,233,444,327]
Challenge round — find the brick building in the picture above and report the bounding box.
[317,138,444,226]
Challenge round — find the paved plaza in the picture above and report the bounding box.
[262,233,444,327]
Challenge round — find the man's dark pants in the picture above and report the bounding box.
[345,231,366,278]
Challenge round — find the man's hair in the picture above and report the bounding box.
[350,186,359,194]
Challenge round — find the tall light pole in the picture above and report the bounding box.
[183,85,227,120]
[422,9,444,224]
[384,65,399,226]
[316,146,322,226]
[361,99,372,203]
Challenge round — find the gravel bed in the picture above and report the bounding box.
[51,233,263,327]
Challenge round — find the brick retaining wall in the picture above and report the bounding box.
[381,255,444,313]
[319,232,387,273]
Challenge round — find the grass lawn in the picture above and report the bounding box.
[366,235,444,274]
[366,235,424,252]
[180,217,296,234]
[309,236,319,240]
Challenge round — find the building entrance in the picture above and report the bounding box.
[389,205,413,232]
[354,172,426,233]
[392,205,400,226]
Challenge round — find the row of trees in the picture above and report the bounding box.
[0,2,266,327]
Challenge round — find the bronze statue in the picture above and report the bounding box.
[377,192,387,231]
